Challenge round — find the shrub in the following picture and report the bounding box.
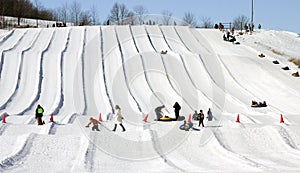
[271,49,284,56]
[289,58,300,68]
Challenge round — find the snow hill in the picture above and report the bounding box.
[0,26,300,172]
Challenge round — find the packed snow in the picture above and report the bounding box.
[0,26,300,172]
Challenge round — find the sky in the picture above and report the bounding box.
[35,0,300,34]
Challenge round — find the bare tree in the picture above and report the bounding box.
[233,15,249,30]
[60,2,68,24]
[134,5,148,25]
[70,0,81,25]
[80,10,91,25]
[34,0,42,27]
[108,2,120,24]
[108,2,132,25]
[161,10,172,25]
[119,4,129,25]
[182,12,197,26]
[90,4,98,25]
[200,16,213,28]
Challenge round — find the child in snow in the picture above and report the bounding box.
[112,105,126,132]
[86,117,101,131]
[35,104,45,125]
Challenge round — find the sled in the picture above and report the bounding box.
[282,66,290,70]
[272,60,280,64]
[158,116,173,121]
[292,72,299,77]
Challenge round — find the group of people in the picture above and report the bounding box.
[86,105,126,132]
[251,100,267,108]
[34,104,126,132]
[223,31,236,43]
[35,101,213,132]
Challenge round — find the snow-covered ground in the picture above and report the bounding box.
[0,26,300,172]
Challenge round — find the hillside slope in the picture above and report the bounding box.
[0,26,300,172]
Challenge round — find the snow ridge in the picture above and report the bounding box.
[0,133,36,171]
[53,28,71,115]
[114,26,142,113]
[19,29,56,115]
[0,29,41,110]
[100,26,114,114]
[0,30,28,79]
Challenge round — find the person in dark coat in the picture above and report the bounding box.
[197,110,205,127]
[35,104,44,125]
[173,102,181,120]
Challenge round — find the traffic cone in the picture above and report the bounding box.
[280,114,284,123]
[143,114,149,122]
[98,113,102,122]
[236,114,240,123]
[50,114,54,122]
[187,114,191,123]
[2,113,6,123]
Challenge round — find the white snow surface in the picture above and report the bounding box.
[0,26,300,172]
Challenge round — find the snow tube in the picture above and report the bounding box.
[158,117,173,121]
[251,104,259,108]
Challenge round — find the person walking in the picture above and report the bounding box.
[198,110,205,127]
[112,105,126,132]
[35,104,44,125]
[86,117,101,131]
[173,102,181,120]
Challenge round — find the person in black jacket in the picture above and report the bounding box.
[198,110,205,127]
[35,104,44,125]
[173,102,181,120]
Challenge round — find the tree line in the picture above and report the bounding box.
[0,0,252,30]
[0,0,53,26]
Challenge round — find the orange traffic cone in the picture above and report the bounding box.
[98,113,102,122]
[236,114,240,123]
[143,114,149,122]
[280,114,284,123]
[50,114,54,122]
[2,113,6,123]
[187,114,191,123]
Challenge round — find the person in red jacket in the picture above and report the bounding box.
[86,117,101,131]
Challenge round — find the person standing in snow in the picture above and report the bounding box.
[207,108,213,121]
[86,117,101,131]
[112,105,126,132]
[192,110,198,121]
[197,110,205,127]
[155,105,165,120]
[35,104,44,125]
[173,102,181,121]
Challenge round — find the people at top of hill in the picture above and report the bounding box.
[35,104,44,125]
[161,50,168,54]
[258,53,265,58]
[223,31,236,43]
[173,102,181,121]
[231,26,235,35]
[251,100,267,107]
